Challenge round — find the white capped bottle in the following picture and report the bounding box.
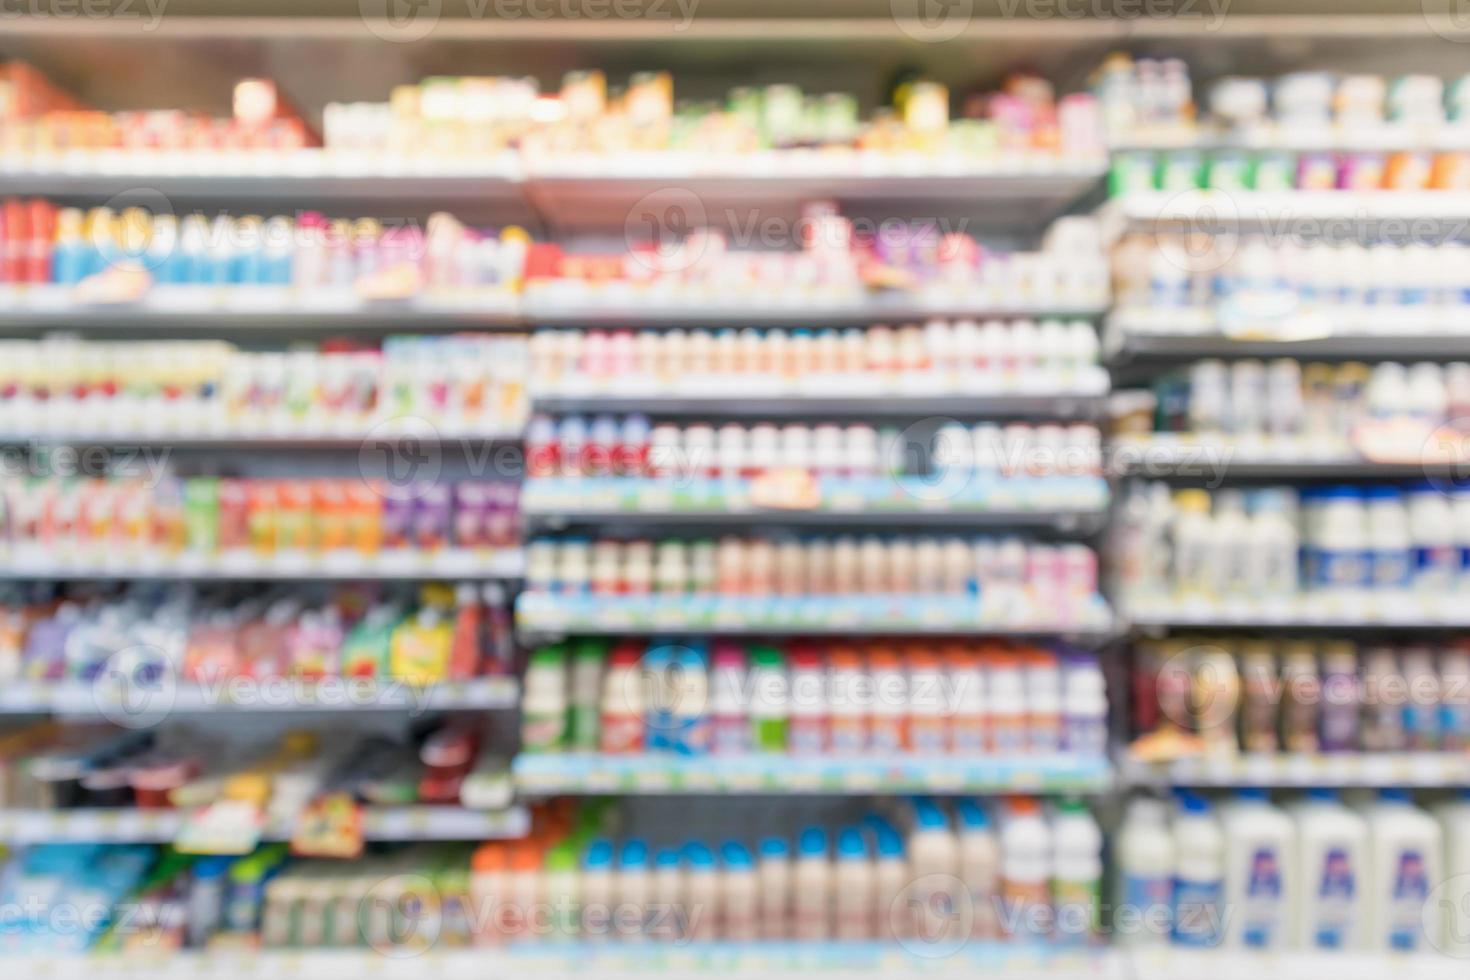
[1366,789,1443,952]
[1117,797,1174,948]
[1433,792,1470,957]
[834,827,876,940]
[757,837,791,939]
[1171,793,1225,948]
[1290,788,1368,950]
[1220,788,1294,950]
[794,827,832,940]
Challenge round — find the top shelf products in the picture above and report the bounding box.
[1095,53,1470,149]
[2,65,1105,175]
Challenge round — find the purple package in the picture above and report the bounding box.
[486,482,520,548]
[381,492,417,550]
[414,483,452,552]
[453,483,488,551]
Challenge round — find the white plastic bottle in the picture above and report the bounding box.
[956,800,1001,940]
[1365,487,1412,596]
[1211,489,1252,596]
[906,799,962,944]
[1290,788,1368,950]
[1316,487,1369,601]
[616,840,651,944]
[1366,789,1443,952]
[872,823,909,941]
[999,797,1053,942]
[1246,489,1301,599]
[1171,489,1217,602]
[1051,800,1102,946]
[1116,797,1175,948]
[1219,788,1294,950]
[834,827,876,940]
[683,843,719,942]
[1171,794,1225,948]
[1408,484,1458,596]
[794,827,832,940]
[652,848,685,943]
[1455,491,1470,592]
[721,842,759,942]
[1433,792,1470,957]
[758,837,791,939]
[581,840,616,942]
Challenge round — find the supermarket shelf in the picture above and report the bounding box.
[1113,125,1470,153]
[516,594,1114,641]
[0,290,524,335]
[0,805,529,846]
[0,677,519,714]
[0,945,1124,980]
[0,160,524,204]
[522,477,1108,532]
[0,549,526,581]
[1111,437,1459,481]
[1121,752,1470,788]
[1125,596,1470,630]
[1108,330,1470,367]
[0,431,523,449]
[513,753,1113,795]
[1102,190,1470,233]
[532,391,1109,420]
[522,295,1109,328]
[524,165,1108,232]
[1129,950,1466,980]
[2,157,1106,230]
[0,289,1107,336]
[525,507,1109,533]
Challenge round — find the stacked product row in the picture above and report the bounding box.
[524,536,1098,600]
[1097,56,1470,141]
[0,335,529,435]
[1116,482,1470,616]
[0,477,521,565]
[0,583,515,685]
[4,66,1105,167]
[520,638,1106,758]
[0,201,527,292]
[0,725,510,812]
[1132,638,1470,756]
[524,216,1108,310]
[1116,238,1470,322]
[1118,790,1470,954]
[1116,359,1470,454]
[530,320,1105,396]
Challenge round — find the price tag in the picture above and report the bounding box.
[290,794,363,858]
[176,800,265,855]
[747,470,821,510]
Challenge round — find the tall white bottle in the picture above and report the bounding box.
[1171,793,1225,948]
[1434,792,1470,957]
[1220,788,1294,950]
[1116,797,1175,948]
[1289,788,1368,951]
[1366,789,1443,952]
